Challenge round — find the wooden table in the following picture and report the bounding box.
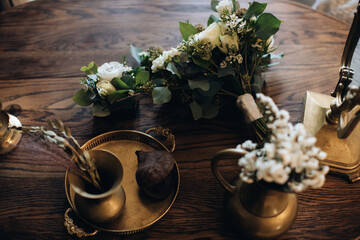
[0,0,359,239]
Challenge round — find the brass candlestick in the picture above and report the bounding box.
[303,2,360,181]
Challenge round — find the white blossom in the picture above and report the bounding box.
[97,61,132,81]
[236,93,329,193]
[151,47,181,72]
[194,22,221,49]
[216,0,233,15]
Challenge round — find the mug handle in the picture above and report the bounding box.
[211,148,247,194]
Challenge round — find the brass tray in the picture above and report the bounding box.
[64,129,179,236]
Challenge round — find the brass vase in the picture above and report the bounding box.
[68,149,126,223]
[211,149,298,239]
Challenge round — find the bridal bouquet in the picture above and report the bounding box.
[236,94,329,192]
[73,0,281,141]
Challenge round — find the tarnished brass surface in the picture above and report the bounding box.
[0,110,22,154]
[64,130,180,234]
[303,1,360,181]
[68,149,126,224]
[303,91,360,181]
[211,149,298,239]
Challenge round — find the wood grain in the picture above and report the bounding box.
[0,0,359,239]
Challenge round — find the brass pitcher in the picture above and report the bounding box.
[211,149,298,240]
[68,149,126,223]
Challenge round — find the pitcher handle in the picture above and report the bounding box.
[64,208,99,238]
[211,148,247,194]
[146,126,176,152]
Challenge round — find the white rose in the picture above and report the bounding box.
[194,22,221,49]
[218,34,239,54]
[96,80,116,97]
[216,0,233,15]
[97,61,126,81]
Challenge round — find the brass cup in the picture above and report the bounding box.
[68,149,126,223]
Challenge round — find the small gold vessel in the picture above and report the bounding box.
[0,107,22,154]
[68,149,126,223]
[212,149,298,239]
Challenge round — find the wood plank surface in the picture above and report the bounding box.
[0,0,359,239]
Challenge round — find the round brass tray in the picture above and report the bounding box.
[64,130,180,235]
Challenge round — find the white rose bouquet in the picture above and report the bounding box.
[74,0,282,141]
[236,93,329,192]
[131,0,282,141]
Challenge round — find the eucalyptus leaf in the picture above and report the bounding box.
[255,13,281,40]
[135,70,150,85]
[192,56,211,69]
[201,104,219,119]
[207,14,219,26]
[211,0,220,12]
[166,62,181,78]
[252,71,265,93]
[73,89,93,106]
[152,86,172,104]
[188,79,210,91]
[130,44,143,64]
[189,101,202,120]
[218,66,235,77]
[244,2,267,20]
[111,77,130,89]
[221,74,244,95]
[179,22,199,41]
[92,103,111,117]
[197,80,222,96]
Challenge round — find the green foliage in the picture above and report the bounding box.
[255,13,281,40]
[166,62,181,79]
[189,101,202,120]
[92,103,110,117]
[73,89,93,106]
[243,2,267,20]
[207,14,219,26]
[130,44,143,64]
[188,79,210,91]
[106,90,129,104]
[80,61,98,75]
[179,22,199,41]
[111,77,130,89]
[201,104,219,119]
[152,87,172,104]
[135,70,150,85]
[210,0,220,12]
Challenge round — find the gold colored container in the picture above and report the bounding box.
[0,110,22,154]
[212,149,298,240]
[68,149,125,223]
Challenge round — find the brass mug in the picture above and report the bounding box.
[211,148,298,239]
[68,149,126,223]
